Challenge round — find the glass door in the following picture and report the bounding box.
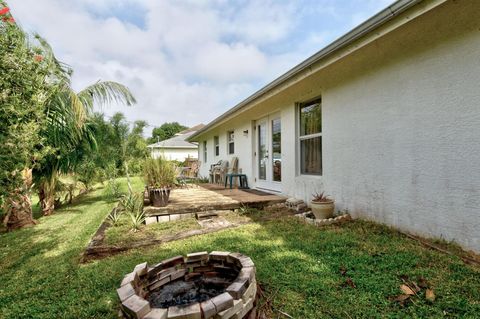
[255,115,281,192]
[258,120,268,181]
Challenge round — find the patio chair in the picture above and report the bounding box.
[188,160,200,178]
[175,166,188,188]
[209,160,223,183]
[216,157,238,186]
[213,160,229,184]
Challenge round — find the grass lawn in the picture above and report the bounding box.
[0,177,479,318]
[104,217,201,246]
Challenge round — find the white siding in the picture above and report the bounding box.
[198,122,254,180]
[151,148,198,162]
[194,0,480,252]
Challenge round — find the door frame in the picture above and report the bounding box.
[253,113,282,193]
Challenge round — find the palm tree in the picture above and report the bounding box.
[33,36,136,215]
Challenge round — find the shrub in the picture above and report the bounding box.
[103,178,121,201]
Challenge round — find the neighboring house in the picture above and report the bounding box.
[148,124,204,161]
[189,0,480,252]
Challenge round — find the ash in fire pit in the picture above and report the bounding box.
[117,251,257,319]
[149,275,233,308]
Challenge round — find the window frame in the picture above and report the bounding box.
[297,98,322,176]
[227,131,235,155]
[214,136,219,156]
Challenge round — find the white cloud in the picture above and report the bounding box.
[7,0,391,133]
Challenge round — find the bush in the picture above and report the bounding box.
[126,158,144,176]
[103,178,121,201]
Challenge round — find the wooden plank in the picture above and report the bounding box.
[144,184,286,217]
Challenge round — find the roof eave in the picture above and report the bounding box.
[188,0,440,142]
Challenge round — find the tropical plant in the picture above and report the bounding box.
[119,192,144,231]
[107,207,123,226]
[311,191,332,203]
[143,157,177,188]
[32,35,136,215]
[55,177,86,206]
[119,191,140,213]
[0,4,52,229]
[128,209,146,232]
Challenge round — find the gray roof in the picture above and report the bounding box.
[148,131,199,149]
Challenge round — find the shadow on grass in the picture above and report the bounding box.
[115,217,480,318]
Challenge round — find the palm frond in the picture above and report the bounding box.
[34,33,72,85]
[78,81,136,111]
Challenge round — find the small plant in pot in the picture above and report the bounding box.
[310,192,335,220]
[143,157,177,207]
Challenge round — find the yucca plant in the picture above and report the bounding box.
[107,207,123,226]
[119,191,145,231]
[128,209,146,232]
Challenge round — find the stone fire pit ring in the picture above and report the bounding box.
[118,251,257,319]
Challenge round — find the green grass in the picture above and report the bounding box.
[105,217,201,246]
[0,177,479,318]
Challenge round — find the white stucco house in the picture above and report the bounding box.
[189,0,480,252]
[148,124,204,162]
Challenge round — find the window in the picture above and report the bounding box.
[203,141,207,162]
[299,99,322,175]
[214,136,219,156]
[227,131,235,154]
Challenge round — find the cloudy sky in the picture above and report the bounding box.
[9,0,393,133]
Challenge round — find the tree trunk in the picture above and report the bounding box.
[38,178,55,216]
[2,169,37,231]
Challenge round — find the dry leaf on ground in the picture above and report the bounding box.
[400,284,415,295]
[426,289,436,302]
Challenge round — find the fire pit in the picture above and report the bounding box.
[117,251,257,319]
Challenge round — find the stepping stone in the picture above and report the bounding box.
[195,211,219,220]
[197,216,231,229]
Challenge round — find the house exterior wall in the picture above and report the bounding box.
[151,148,198,162]
[198,119,254,179]
[321,0,480,252]
[195,0,480,252]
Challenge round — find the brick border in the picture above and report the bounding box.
[294,212,352,226]
[118,252,257,319]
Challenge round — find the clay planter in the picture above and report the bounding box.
[148,188,171,207]
[310,199,334,219]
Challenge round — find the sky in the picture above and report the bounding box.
[8,0,393,134]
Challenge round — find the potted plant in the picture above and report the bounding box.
[310,192,335,220]
[143,157,177,207]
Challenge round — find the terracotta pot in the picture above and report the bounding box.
[149,188,171,207]
[310,199,334,219]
